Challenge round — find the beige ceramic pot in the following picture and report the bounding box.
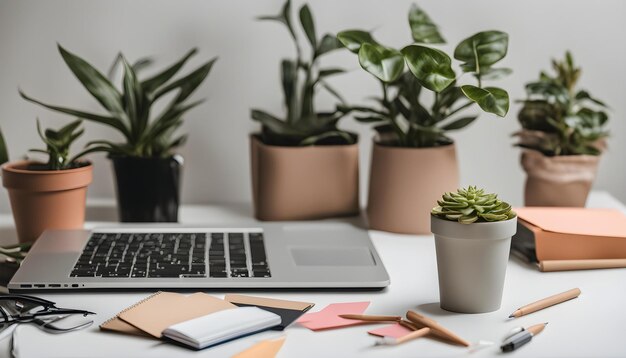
[367,142,459,234]
[250,135,359,221]
[2,161,93,243]
[521,149,600,207]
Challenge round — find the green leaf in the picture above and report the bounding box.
[251,109,303,136]
[316,34,342,56]
[337,30,378,53]
[318,68,345,79]
[299,131,354,146]
[299,4,317,48]
[281,60,298,123]
[358,43,404,83]
[121,57,140,130]
[401,45,455,92]
[454,31,508,73]
[319,81,346,104]
[19,89,130,138]
[575,90,608,107]
[0,127,9,164]
[141,48,198,94]
[481,67,512,80]
[354,115,385,123]
[57,45,125,118]
[258,0,297,42]
[408,3,445,44]
[439,116,478,131]
[152,57,217,104]
[461,85,509,117]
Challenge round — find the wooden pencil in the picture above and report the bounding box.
[339,314,402,322]
[405,310,470,347]
[539,259,626,272]
[509,288,581,318]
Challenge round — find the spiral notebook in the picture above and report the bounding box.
[100,291,237,338]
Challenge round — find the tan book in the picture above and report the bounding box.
[118,292,236,338]
[100,292,161,337]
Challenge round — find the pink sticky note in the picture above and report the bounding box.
[297,302,370,331]
[368,323,413,338]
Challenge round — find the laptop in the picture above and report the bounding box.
[8,220,390,291]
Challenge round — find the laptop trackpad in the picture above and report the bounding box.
[291,247,375,266]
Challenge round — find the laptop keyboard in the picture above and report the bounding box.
[70,232,271,279]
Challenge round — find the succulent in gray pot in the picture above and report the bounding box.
[250,0,359,221]
[514,51,609,207]
[20,45,216,222]
[1,120,93,243]
[337,3,511,234]
[431,186,517,313]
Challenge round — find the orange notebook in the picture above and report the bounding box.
[515,208,626,261]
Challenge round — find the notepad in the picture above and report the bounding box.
[162,307,281,350]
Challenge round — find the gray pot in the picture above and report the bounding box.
[431,216,517,313]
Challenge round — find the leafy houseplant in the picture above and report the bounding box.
[2,120,93,243]
[250,0,359,220]
[430,186,517,313]
[515,52,609,207]
[336,3,511,234]
[20,45,216,222]
[251,0,353,146]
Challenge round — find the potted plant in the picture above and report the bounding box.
[2,120,93,243]
[337,4,510,234]
[20,45,216,222]
[431,186,517,313]
[514,52,609,207]
[250,0,358,221]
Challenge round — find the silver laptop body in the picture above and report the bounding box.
[8,220,390,291]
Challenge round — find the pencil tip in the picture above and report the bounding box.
[508,314,514,318]
[545,322,549,325]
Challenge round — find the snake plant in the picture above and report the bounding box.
[337,3,510,147]
[515,51,609,156]
[29,119,91,170]
[20,45,216,158]
[431,186,516,224]
[251,0,354,146]
[0,128,7,166]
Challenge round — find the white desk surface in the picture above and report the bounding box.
[1,192,625,358]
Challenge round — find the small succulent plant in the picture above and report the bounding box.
[29,119,91,170]
[431,186,516,224]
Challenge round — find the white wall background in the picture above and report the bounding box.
[0,0,624,213]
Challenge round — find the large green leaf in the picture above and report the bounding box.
[461,85,509,117]
[402,45,455,92]
[316,34,342,56]
[408,3,445,44]
[358,43,404,83]
[454,31,508,73]
[58,45,125,119]
[121,57,139,129]
[299,4,316,48]
[337,30,378,53]
[152,57,217,104]
[19,90,130,138]
[251,109,303,136]
[141,48,198,94]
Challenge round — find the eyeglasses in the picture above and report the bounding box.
[0,294,95,333]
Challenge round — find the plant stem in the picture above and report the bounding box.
[381,81,404,146]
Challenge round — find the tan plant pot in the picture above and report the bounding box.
[250,135,359,221]
[367,142,459,234]
[2,161,93,243]
[521,149,600,207]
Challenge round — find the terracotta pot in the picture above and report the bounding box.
[2,161,92,243]
[250,135,359,221]
[521,149,600,207]
[367,142,459,234]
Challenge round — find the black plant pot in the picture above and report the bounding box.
[110,156,182,222]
